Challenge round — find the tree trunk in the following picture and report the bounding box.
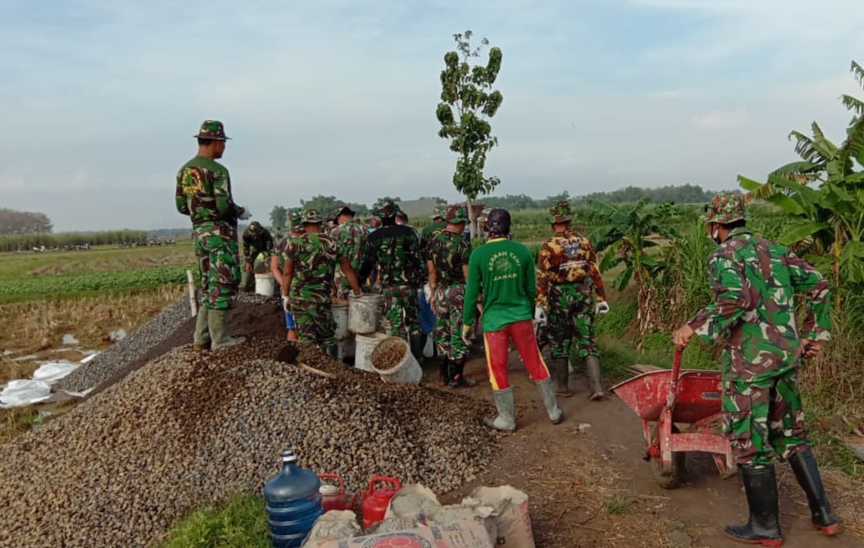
[466,195,476,240]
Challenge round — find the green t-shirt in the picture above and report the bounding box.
[463,238,536,333]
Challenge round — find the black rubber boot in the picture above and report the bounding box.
[325,345,339,359]
[788,448,838,535]
[409,333,425,363]
[724,465,783,547]
[448,358,476,388]
[438,358,449,387]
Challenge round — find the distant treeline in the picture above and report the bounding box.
[0,230,147,252]
[0,208,53,235]
[479,184,716,211]
[148,228,191,238]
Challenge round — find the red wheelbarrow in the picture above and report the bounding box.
[611,348,736,488]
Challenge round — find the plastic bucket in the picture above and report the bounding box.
[355,332,387,373]
[332,299,349,340]
[348,293,383,334]
[370,336,422,384]
[255,273,275,297]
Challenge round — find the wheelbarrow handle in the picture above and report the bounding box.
[672,348,683,380]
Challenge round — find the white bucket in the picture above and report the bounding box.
[355,332,387,373]
[348,293,383,334]
[370,336,422,384]
[332,299,349,340]
[254,273,275,297]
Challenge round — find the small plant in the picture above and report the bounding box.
[604,493,635,515]
[161,493,270,548]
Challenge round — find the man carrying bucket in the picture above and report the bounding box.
[272,208,305,341]
[240,221,274,292]
[673,192,837,545]
[330,203,369,300]
[283,208,362,356]
[426,205,474,388]
[461,208,562,431]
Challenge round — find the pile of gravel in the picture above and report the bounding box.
[0,340,496,547]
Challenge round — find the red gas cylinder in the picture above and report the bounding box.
[361,475,402,529]
[319,473,357,513]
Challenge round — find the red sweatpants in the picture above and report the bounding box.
[483,319,550,390]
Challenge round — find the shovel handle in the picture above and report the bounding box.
[297,362,337,379]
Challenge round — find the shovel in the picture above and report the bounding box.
[276,343,337,379]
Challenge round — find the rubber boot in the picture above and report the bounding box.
[208,309,247,350]
[788,448,838,535]
[484,387,516,431]
[724,466,783,546]
[325,345,339,359]
[448,358,476,388]
[193,308,211,352]
[409,333,425,363]
[438,358,449,387]
[536,377,563,424]
[586,355,605,401]
[549,357,573,397]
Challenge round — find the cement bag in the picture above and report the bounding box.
[308,520,493,548]
[302,511,361,547]
[383,484,497,541]
[466,486,534,548]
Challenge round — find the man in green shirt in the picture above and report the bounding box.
[462,208,562,431]
[175,120,250,351]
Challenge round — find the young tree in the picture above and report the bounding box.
[269,205,287,231]
[436,30,503,238]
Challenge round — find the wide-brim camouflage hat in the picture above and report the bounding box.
[287,208,303,230]
[703,192,746,224]
[301,207,324,224]
[446,205,468,224]
[333,203,354,218]
[431,203,448,220]
[194,120,231,141]
[547,200,573,224]
[373,199,400,219]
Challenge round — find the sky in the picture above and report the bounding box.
[2,0,864,232]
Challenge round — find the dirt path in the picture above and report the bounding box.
[431,352,862,548]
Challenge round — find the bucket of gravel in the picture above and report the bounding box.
[355,332,387,372]
[348,293,382,334]
[332,299,349,340]
[255,273,275,297]
[370,336,422,384]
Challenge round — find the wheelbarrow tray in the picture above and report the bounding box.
[611,369,723,424]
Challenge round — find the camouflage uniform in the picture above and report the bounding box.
[242,222,274,262]
[426,208,471,361]
[175,121,244,310]
[330,208,369,299]
[419,203,448,259]
[687,193,831,467]
[284,208,342,347]
[536,202,606,360]
[359,200,425,341]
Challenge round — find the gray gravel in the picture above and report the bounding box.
[55,298,191,393]
[0,340,496,548]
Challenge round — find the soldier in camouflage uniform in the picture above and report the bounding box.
[418,203,449,358]
[674,192,836,545]
[420,204,448,250]
[240,221,275,291]
[283,208,361,355]
[536,201,608,400]
[426,205,475,388]
[175,120,250,351]
[330,203,369,299]
[359,199,425,359]
[271,208,305,340]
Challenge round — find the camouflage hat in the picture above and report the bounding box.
[301,207,324,224]
[547,201,574,224]
[249,221,262,232]
[431,203,448,220]
[333,203,354,219]
[287,208,303,230]
[372,199,400,219]
[193,120,230,141]
[704,192,746,224]
[446,205,468,224]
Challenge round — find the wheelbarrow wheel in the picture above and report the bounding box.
[650,423,685,489]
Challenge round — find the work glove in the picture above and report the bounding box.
[461,324,475,348]
[282,296,291,313]
[238,207,252,221]
[595,301,610,315]
[533,306,547,325]
[422,283,433,302]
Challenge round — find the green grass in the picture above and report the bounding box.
[161,493,270,548]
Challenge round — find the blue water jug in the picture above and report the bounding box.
[263,450,323,548]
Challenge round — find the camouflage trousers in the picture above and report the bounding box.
[289,298,336,348]
[381,284,420,341]
[546,282,596,359]
[432,284,467,360]
[193,225,240,310]
[721,368,809,467]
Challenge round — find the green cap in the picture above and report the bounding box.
[446,205,468,224]
[431,204,448,220]
[547,201,574,224]
[301,207,324,224]
[373,199,400,219]
[287,208,303,230]
[704,192,746,224]
[194,120,230,141]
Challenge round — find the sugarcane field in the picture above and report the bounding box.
[3,4,864,548]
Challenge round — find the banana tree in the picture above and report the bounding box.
[591,199,680,335]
